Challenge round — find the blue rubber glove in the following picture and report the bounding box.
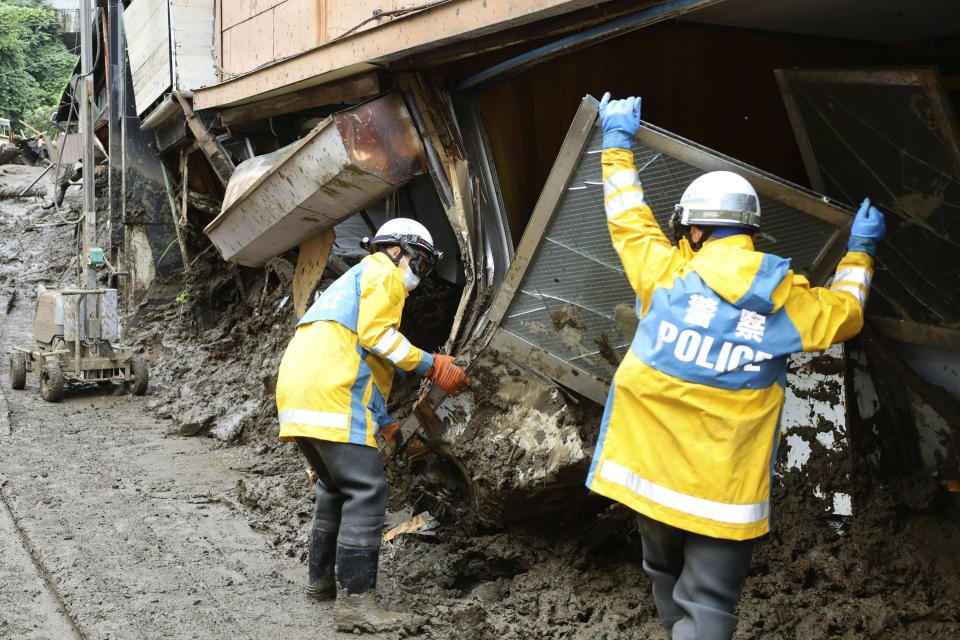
[847,197,886,256]
[598,92,641,150]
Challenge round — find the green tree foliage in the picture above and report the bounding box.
[0,0,77,136]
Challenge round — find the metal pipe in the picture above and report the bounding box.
[139,96,180,130]
[79,0,96,292]
[59,289,108,295]
[108,0,122,261]
[456,0,717,92]
[16,163,55,197]
[74,296,81,374]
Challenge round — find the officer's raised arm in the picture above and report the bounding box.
[599,93,686,314]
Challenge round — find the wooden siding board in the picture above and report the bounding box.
[132,44,171,84]
[134,68,172,113]
[222,0,251,29]
[171,0,217,91]
[227,11,275,74]
[273,0,318,59]
[171,5,215,24]
[125,3,167,53]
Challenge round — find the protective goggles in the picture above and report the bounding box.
[400,237,442,278]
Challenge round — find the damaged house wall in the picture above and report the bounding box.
[115,3,183,304]
[54,4,183,308]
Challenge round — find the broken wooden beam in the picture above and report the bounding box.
[174,91,235,187]
[293,229,336,318]
[868,316,960,353]
[218,72,381,127]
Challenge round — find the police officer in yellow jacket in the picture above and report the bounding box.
[276,218,469,634]
[588,93,886,640]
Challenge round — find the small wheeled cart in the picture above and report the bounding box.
[8,286,149,402]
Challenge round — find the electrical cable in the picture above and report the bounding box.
[330,0,453,42]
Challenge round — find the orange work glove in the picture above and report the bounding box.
[425,354,470,395]
[380,423,401,443]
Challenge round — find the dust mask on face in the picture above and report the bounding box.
[400,255,421,292]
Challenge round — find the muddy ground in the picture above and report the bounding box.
[1,166,959,639]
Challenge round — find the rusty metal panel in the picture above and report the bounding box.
[776,67,960,326]
[489,95,852,404]
[204,92,427,266]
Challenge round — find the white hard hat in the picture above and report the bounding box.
[675,171,761,229]
[365,217,443,274]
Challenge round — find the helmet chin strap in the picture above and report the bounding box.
[382,247,404,266]
[690,226,713,251]
[671,212,712,251]
[384,249,421,291]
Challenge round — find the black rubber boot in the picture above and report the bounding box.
[333,545,425,635]
[306,529,337,601]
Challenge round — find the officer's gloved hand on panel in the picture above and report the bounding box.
[848,197,886,257]
[598,91,642,150]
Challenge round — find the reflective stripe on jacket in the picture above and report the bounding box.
[586,148,872,540]
[276,252,433,447]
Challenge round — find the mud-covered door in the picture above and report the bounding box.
[480,95,854,403]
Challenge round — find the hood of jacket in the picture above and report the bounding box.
[363,251,409,298]
[687,234,793,314]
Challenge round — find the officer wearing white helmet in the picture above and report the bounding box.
[587,93,885,640]
[275,217,469,634]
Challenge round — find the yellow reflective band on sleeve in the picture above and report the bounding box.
[833,266,872,289]
[369,327,401,357]
[831,284,867,307]
[278,409,350,430]
[604,169,642,198]
[605,190,647,219]
[599,460,768,525]
[385,338,413,365]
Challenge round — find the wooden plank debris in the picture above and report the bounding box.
[174,91,236,187]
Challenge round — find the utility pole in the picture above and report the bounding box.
[79,0,97,290]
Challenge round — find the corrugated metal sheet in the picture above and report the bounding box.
[489,95,853,403]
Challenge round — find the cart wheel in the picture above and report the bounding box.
[39,363,65,402]
[9,353,26,390]
[128,357,149,396]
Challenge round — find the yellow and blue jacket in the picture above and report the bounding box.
[586,148,873,540]
[276,252,433,447]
